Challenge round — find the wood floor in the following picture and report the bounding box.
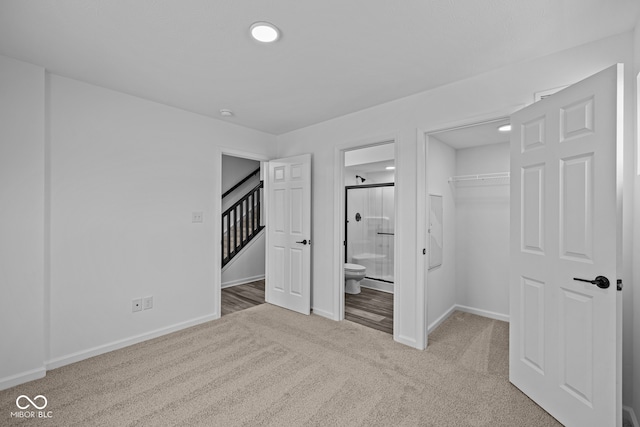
[221,279,265,316]
[344,287,393,335]
[222,280,393,335]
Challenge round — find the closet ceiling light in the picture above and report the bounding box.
[250,22,280,43]
[386,166,395,170]
[498,124,512,132]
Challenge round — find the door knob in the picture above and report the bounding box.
[296,239,308,245]
[573,275,610,289]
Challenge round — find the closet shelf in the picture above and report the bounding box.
[448,172,510,183]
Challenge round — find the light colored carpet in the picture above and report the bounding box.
[0,305,561,426]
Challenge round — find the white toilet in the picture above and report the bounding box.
[344,263,366,294]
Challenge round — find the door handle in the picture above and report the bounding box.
[573,275,610,289]
[296,239,308,245]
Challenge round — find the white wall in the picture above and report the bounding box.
[0,56,46,389]
[454,142,510,319]
[426,137,456,329]
[344,144,395,166]
[221,155,261,214]
[47,75,276,367]
[222,155,260,194]
[221,230,265,287]
[630,13,640,424]
[277,31,634,349]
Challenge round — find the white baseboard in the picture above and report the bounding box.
[46,313,219,370]
[427,304,509,335]
[624,405,639,427]
[454,304,509,323]
[428,304,457,333]
[395,334,418,349]
[221,274,265,289]
[0,366,46,391]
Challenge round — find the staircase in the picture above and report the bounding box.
[222,170,264,267]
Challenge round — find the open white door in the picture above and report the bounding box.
[509,64,623,426]
[265,154,311,315]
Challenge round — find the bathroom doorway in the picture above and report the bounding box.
[341,142,396,334]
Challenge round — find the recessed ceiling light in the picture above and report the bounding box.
[386,166,395,170]
[498,124,512,132]
[250,22,280,43]
[220,109,234,117]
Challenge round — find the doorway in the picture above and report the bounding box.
[423,117,512,333]
[219,152,267,316]
[340,142,396,335]
[419,64,624,427]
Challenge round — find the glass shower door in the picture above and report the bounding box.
[346,184,394,283]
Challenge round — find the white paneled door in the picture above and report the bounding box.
[266,154,311,315]
[509,64,623,426]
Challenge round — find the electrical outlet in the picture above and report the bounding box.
[192,211,203,223]
[143,296,153,310]
[132,298,142,313]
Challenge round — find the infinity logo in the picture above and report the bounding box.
[16,395,48,410]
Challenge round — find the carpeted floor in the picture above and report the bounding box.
[0,305,561,426]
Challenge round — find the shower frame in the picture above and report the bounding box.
[344,182,395,284]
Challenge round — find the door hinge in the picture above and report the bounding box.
[617,279,623,291]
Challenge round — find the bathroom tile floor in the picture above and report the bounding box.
[222,280,393,336]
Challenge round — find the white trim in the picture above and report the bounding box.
[421,105,525,136]
[311,307,334,320]
[0,367,46,391]
[221,274,265,288]
[623,406,639,427]
[45,313,219,370]
[428,304,457,333]
[395,334,418,348]
[416,129,428,349]
[454,304,510,323]
[427,304,509,336]
[333,146,345,321]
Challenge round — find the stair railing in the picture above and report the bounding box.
[222,181,264,266]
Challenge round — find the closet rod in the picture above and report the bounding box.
[448,172,510,183]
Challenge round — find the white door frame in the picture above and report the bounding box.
[332,135,398,332]
[214,147,270,318]
[416,107,524,346]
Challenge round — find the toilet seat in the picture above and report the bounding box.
[344,263,365,272]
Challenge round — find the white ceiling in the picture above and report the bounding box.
[0,0,637,135]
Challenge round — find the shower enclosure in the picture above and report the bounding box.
[345,183,395,291]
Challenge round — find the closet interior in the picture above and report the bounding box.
[426,119,512,331]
